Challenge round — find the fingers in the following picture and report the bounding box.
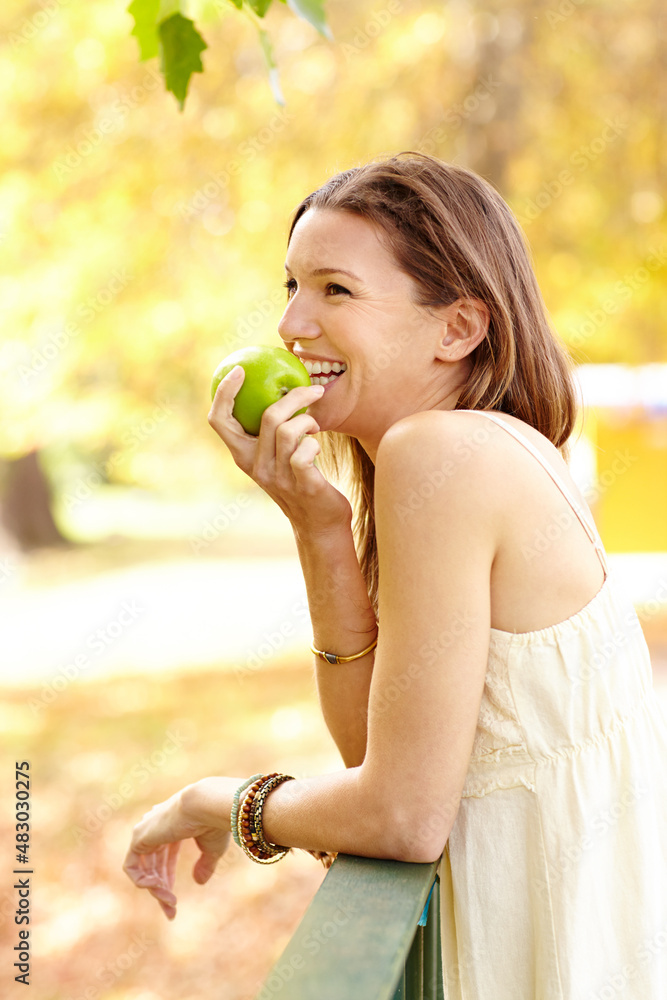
[123,848,178,920]
[210,365,245,413]
[253,383,324,462]
[165,840,180,890]
[208,373,323,480]
[253,387,322,481]
[288,434,323,493]
[259,382,324,429]
[269,411,321,474]
[123,846,168,890]
[157,897,177,921]
[208,366,252,450]
[148,876,178,920]
[128,818,169,857]
[123,799,183,919]
[156,842,180,919]
[123,793,233,919]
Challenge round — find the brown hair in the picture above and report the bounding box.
[287,152,578,616]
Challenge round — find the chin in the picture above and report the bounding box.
[312,399,355,436]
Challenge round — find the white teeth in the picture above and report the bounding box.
[302,359,347,376]
[310,374,338,386]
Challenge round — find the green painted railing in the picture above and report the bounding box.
[254,854,444,1000]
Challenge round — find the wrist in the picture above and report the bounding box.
[182,777,244,831]
[291,518,353,549]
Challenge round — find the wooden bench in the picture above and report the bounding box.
[253,853,444,999]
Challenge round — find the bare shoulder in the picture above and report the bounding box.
[376,407,584,520]
[376,408,525,486]
[375,410,508,542]
[377,409,604,637]
[452,408,583,497]
[382,407,572,472]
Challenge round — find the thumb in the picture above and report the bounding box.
[193,849,220,884]
[192,830,230,883]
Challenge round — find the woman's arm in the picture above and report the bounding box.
[262,410,501,863]
[208,370,376,767]
[292,522,377,768]
[125,410,503,917]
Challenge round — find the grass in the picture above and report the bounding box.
[3,537,667,999]
[2,658,341,1000]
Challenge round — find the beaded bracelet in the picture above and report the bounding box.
[235,775,275,862]
[230,773,264,848]
[232,773,338,868]
[235,775,270,856]
[250,774,296,855]
[242,774,286,859]
[239,777,291,864]
[236,773,295,864]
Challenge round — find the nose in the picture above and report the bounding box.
[277,295,322,349]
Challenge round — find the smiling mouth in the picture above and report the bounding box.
[301,360,347,386]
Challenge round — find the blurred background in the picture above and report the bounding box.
[0,0,666,997]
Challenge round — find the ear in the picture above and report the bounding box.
[433,298,490,362]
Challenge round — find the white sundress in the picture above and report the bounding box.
[438,411,667,1000]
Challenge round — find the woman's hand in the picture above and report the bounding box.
[208,367,353,536]
[123,777,239,920]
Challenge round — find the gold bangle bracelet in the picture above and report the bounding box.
[310,635,378,664]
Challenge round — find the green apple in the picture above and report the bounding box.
[210,345,312,436]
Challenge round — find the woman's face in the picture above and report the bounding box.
[278,208,469,457]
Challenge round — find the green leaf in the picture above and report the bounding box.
[128,0,161,60]
[158,13,207,111]
[258,28,285,105]
[285,0,332,39]
[158,0,181,16]
[248,0,273,15]
[227,0,243,8]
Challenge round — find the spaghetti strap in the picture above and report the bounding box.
[457,410,609,578]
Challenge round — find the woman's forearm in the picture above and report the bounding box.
[248,768,419,861]
[292,524,378,769]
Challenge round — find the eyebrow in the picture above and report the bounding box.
[283,265,363,282]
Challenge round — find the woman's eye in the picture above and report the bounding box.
[283,279,349,299]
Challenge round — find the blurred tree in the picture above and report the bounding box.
[0,0,664,550]
[0,452,69,550]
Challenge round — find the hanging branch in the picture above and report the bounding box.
[127,0,332,111]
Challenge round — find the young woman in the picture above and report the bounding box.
[123,153,667,999]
